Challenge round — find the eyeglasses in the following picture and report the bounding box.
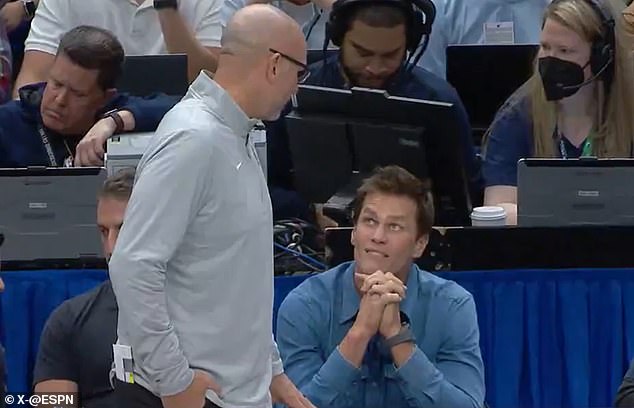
[269,48,310,83]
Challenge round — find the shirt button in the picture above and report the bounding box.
[371,382,378,387]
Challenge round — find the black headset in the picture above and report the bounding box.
[326,0,436,55]
[584,0,616,77]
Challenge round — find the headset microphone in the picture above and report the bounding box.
[561,56,613,90]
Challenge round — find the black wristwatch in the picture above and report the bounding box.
[22,0,36,19]
[101,109,125,134]
[381,324,416,350]
[153,0,178,10]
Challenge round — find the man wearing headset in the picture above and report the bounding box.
[266,0,481,223]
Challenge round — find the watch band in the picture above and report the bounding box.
[153,0,178,10]
[22,0,36,19]
[382,325,415,349]
[102,109,125,134]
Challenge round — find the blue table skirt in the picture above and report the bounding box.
[3,268,634,408]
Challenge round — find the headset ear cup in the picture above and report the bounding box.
[326,20,339,47]
[591,41,612,75]
[327,0,344,47]
[409,11,425,52]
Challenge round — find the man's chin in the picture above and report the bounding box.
[42,117,65,133]
[356,258,388,275]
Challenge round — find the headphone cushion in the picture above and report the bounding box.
[327,0,431,52]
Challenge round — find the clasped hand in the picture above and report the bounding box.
[353,270,406,340]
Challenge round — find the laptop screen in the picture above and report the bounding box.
[0,167,107,270]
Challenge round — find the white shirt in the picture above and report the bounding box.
[25,0,222,55]
[221,0,329,49]
[110,72,282,408]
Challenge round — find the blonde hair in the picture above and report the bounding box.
[484,0,634,158]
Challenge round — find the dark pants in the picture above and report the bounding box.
[114,379,220,408]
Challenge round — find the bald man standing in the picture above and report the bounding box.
[109,5,313,408]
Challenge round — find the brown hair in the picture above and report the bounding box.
[57,25,124,90]
[352,165,434,237]
[98,168,135,201]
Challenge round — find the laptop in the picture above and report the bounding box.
[0,167,107,270]
[446,44,538,140]
[105,132,154,176]
[117,54,189,97]
[517,158,634,226]
[106,128,268,179]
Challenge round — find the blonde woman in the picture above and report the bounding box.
[482,0,634,224]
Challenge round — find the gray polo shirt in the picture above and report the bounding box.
[109,72,283,408]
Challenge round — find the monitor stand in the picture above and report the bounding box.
[323,173,363,225]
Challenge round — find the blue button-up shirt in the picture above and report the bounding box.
[277,261,485,408]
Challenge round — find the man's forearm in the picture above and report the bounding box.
[393,347,482,408]
[338,326,371,368]
[12,50,54,98]
[117,110,136,132]
[391,341,415,367]
[156,9,218,79]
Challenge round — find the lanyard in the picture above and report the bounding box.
[38,122,74,167]
[559,137,593,159]
[37,122,58,167]
[557,123,594,159]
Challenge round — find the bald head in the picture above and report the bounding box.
[214,4,307,121]
[221,4,305,59]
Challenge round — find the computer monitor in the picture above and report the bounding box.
[0,167,107,270]
[285,85,472,226]
[117,54,189,97]
[446,44,538,137]
[517,158,634,226]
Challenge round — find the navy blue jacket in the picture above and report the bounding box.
[0,83,179,168]
[267,54,481,220]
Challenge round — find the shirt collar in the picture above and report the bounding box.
[338,262,421,324]
[188,71,259,139]
[339,262,361,324]
[400,263,421,316]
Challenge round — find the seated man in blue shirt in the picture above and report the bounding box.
[267,0,481,222]
[0,25,178,168]
[276,165,485,408]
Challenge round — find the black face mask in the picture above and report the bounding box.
[538,56,589,101]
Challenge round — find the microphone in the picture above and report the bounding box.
[561,57,613,90]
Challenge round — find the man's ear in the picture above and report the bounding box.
[350,227,356,247]
[266,53,280,83]
[413,233,429,259]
